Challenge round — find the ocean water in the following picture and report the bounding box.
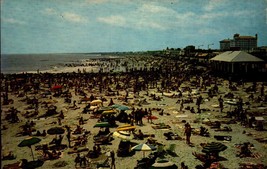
[1,53,106,74]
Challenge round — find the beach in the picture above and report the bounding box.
[1,55,267,169]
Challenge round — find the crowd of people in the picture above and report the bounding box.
[1,55,267,169]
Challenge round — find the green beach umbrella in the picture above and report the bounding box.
[93,122,111,128]
[18,137,41,161]
[202,142,227,154]
[47,127,65,135]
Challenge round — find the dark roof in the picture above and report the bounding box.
[220,39,230,42]
[235,36,256,40]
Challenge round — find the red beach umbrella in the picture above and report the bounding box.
[51,85,62,90]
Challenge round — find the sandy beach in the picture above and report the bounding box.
[1,55,267,169]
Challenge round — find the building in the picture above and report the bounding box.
[220,34,257,52]
[210,51,265,78]
[220,39,231,51]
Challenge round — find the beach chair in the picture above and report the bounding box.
[96,157,110,168]
[166,144,178,157]
[156,144,166,158]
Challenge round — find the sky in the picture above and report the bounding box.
[1,0,267,54]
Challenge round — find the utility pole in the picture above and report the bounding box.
[208,43,214,49]
[198,45,204,49]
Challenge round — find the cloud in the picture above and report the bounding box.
[97,3,178,30]
[62,12,87,23]
[198,28,219,35]
[138,3,177,15]
[203,0,228,11]
[42,8,88,23]
[84,0,108,4]
[98,15,126,26]
[42,8,57,15]
[1,17,25,24]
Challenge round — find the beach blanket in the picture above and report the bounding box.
[239,163,265,169]
[68,147,89,154]
[3,162,20,169]
[152,124,171,130]
[235,144,262,159]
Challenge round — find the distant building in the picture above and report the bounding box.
[220,33,257,52]
[220,39,231,51]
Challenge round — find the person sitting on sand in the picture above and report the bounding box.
[19,159,28,168]
[42,130,47,136]
[50,135,63,147]
[238,142,252,158]
[199,126,209,137]
[58,110,64,119]
[134,129,144,140]
[70,100,78,109]
[79,117,84,125]
[2,151,16,160]
[73,125,83,134]
[108,98,114,106]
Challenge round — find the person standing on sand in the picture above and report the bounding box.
[218,96,224,112]
[110,150,116,169]
[180,99,184,112]
[66,126,71,148]
[184,123,192,145]
[74,153,81,167]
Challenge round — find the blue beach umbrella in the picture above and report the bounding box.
[117,105,130,111]
[110,104,122,108]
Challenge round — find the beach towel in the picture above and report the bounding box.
[152,123,171,130]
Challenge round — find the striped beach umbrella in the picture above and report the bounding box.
[202,142,227,154]
[131,143,156,157]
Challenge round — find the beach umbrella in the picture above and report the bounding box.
[116,124,136,131]
[98,106,113,111]
[91,100,102,105]
[150,159,178,169]
[47,127,65,135]
[18,137,41,161]
[51,85,62,90]
[110,104,122,108]
[117,105,130,111]
[113,131,133,141]
[93,122,111,128]
[224,100,238,106]
[145,115,158,120]
[131,143,156,157]
[202,142,227,154]
[102,110,117,115]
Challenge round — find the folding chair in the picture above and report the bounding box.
[166,144,178,157]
